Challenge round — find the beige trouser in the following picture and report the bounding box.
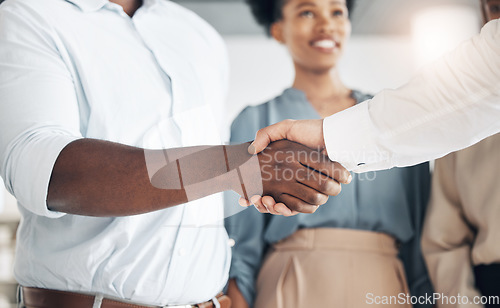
[255,228,411,308]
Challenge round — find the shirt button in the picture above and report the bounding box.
[228,238,235,247]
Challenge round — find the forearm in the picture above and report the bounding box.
[227,279,249,308]
[47,139,251,216]
[324,20,500,172]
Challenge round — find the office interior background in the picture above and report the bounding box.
[0,0,483,307]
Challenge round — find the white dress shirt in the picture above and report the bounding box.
[324,19,500,172]
[0,0,230,305]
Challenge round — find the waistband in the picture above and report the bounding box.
[474,263,500,297]
[20,286,231,308]
[273,228,398,255]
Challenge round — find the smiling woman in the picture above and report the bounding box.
[225,0,434,307]
[271,0,351,78]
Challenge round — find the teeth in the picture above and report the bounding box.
[313,40,335,48]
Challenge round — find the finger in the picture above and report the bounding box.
[283,182,329,206]
[250,195,269,214]
[297,168,343,197]
[299,152,352,184]
[274,203,294,216]
[261,196,282,215]
[277,194,320,214]
[248,120,295,154]
[238,197,251,207]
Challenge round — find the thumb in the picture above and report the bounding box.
[248,120,295,154]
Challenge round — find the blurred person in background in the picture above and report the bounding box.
[225,0,433,307]
[421,2,500,307]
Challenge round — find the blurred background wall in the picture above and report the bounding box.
[0,0,483,124]
[171,0,482,120]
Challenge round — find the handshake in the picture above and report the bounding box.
[242,119,352,216]
[149,119,351,216]
[236,139,350,216]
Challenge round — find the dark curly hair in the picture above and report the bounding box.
[246,0,356,34]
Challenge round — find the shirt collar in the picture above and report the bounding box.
[142,0,161,10]
[64,0,108,12]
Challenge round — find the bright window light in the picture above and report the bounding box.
[411,6,480,69]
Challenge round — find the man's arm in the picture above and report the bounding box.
[0,7,349,218]
[227,279,249,308]
[47,139,350,216]
[250,19,500,172]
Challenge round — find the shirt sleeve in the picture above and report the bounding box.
[421,155,483,307]
[0,6,82,218]
[324,19,500,172]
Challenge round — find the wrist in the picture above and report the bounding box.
[224,143,262,198]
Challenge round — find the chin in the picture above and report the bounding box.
[307,62,338,74]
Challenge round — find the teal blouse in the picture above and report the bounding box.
[225,88,433,307]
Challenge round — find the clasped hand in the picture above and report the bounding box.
[240,139,350,216]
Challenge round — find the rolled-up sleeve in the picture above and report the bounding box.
[0,6,82,217]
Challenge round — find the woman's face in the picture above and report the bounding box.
[483,0,500,22]
[272,0,351,73]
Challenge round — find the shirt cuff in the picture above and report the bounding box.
[5,132,81,218]
[323,101,391,172]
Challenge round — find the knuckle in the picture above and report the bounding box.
[303,193,315,205]
[291,201,304,213]
[319,178,332,192]
[311,193,325,205]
